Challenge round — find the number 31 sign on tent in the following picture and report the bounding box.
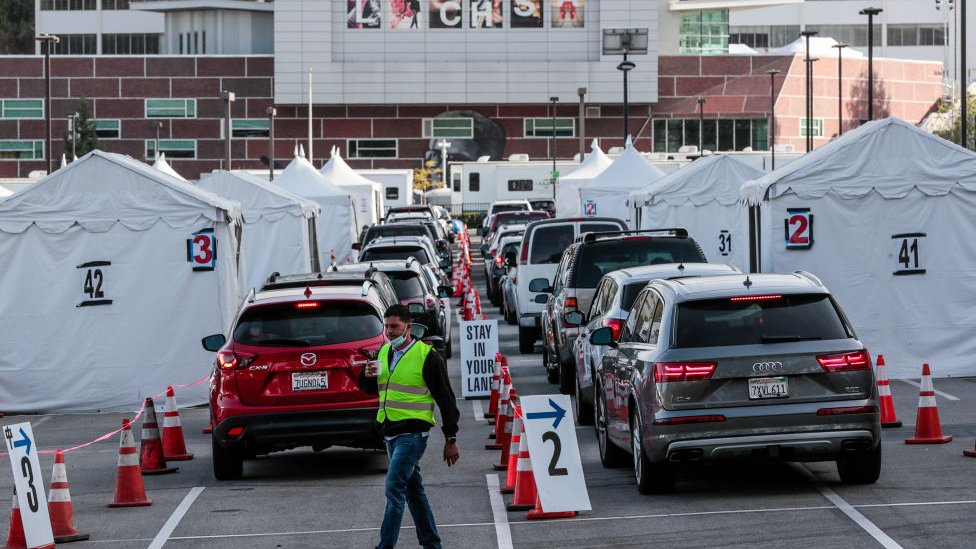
[460,319,498,398]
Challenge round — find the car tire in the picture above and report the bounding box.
[574,376,594,426]
[558,358,575,395]
[212,438,244,481]
[595,389,627,468]
[632,412,675,495]
[837,444,881,484]
[518,326,535,354]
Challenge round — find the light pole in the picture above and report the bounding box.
[35,34,59,174]
[221,90,235,169]
[267,105,276,181]
[767,69,780,170]
[617,61,635,144]
[436,139,451,189]
[832,43,848,136]
[577,87,587,161]
[799,30,818,152]
[549,96,559,199]
[860,7,883,122]
[67,112,77,160]
[961,0,968,149]
[153,121,162,161]
[602,29,649,146]
[696,97,706,152]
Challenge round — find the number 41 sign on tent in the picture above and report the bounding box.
[460,319,498,398]
[520,394,591,514]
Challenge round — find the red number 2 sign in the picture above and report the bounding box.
[187,228,217,271]
[785,209,813,250]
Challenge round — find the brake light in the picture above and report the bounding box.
[624,236,651,241]
[425,296,437,309]
[817,350,871,373]
[495,256,504,267]
[653,415,725,425]
[603,318,625,341]
[564,297,577,309]
[729,294,782,302]
[227,427,244,437]
[216,350,256,370]
[817,405,878,416]
[653,361,717,382]
[519,241,529,265]
[295,302,320,309]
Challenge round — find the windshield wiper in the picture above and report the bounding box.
[761,335,823,343]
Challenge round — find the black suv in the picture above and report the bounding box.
[532,229,708,392]
[356,221,452,273]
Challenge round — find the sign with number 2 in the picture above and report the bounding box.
[785,208,813,250]
[187,228,217,271]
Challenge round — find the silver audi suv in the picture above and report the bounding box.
[588,272,881,494]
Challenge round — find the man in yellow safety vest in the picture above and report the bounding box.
[359,304,460,549]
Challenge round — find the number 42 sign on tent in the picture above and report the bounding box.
[4,422,54,549]
[520,394,591,514]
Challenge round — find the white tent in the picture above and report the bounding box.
[153,153,187,181]
[275,151,358,265]
[321,146,384,226]
[0,150,242,412]
[555,139,612,218]
[0,185,11,198]
[633,155,763,271]
[198,170,320,295]
[579,139,665,227]
[741,117,976,379]
[770,36,864,58]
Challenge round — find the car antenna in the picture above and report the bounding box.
[743,276,752,289]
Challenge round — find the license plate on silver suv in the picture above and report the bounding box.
[748,376,788,399]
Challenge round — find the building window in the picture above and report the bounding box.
[469,173,480,192]
[729,26,769,49]
[679,9,729,54]
[769,26,800,48]
[231,119,270,138]
[386,187,399,200]
[508,179,533,192]
[103,34,160,55]
[524,118,574,138]
[94,119,120,139]
[40,0,95,10]
[146,99,196,118]
[806,24,881,48]
[52,34,97,55]
[423,118,474,139]
[800,118,824,138]
[102,0,130,9]
[146,140,196,160]
[1,99,43,119]
[452,173,461,192]
[652,118,770,153]
[0,140,44,160]
[347,139,397,158]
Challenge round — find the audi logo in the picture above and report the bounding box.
[300,353,317,366]
[752,361,783,374]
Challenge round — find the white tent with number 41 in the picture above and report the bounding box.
[740,117,976,379]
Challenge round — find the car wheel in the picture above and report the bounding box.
[212,437,244,481]
[632,412,675,495]
[558,358,575,395]
[837,444,881,484]
[574,376,594,425]
[596,389,627,468]
[518,326,535,354]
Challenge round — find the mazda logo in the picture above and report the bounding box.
[752,361,783,374]
[300,353,317,367]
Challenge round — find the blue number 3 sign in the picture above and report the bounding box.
[187,228,217,271]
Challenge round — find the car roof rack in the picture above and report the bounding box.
[260,271,382,291]
[577,228,688,244]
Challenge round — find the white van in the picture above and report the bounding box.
[514,217,627,353]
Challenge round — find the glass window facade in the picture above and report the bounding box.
[423,118,474,139]
[146,139,196,160]
[94,119,120,139]
[652,119,769,153]
[231,118,270,138]
[888,24,946,46]
[51,34,97,55]
[348,139,397,158]
[679,10,729,54]
[40,0,94,10]
[1,99,43,119]
[524,118,574,137]
[800,118,824,138]
[146,99,196,118]
[0,141,44,160]
[102,34,160,55]
[805,24,881,47]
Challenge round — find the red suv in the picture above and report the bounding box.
[201,276,390,480]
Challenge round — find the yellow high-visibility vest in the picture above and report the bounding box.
[376,342,436,425]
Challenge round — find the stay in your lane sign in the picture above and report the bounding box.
[460,319,498,398]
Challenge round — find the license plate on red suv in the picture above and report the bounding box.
[292,371,328,392]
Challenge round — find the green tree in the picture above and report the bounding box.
[63,99,99,159]
[0,0,34,54]
[934,93,976,151]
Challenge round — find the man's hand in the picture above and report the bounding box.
[443,441,460,467]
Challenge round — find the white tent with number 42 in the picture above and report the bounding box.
[740,117,976,379]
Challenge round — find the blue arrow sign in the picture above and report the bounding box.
[525,398,566,429]
[13,428,31,456]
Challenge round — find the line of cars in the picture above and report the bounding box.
[488,217,883,495]
[201,204,459,479]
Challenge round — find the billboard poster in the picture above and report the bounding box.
[551,0,583,28]
[510,0,542,28]
[469,0,503,28]
[389,0,423,29]
[348,0,382,28]
[430,0,463,29]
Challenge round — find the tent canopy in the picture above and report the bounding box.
[153,153,187,181]
[321,146,384,224]
[641,154,764,207]
[198,170,318,223]
[276,153,353,203]
[561,140,612,182]
[770,36,864,58]
[320,146,385,188]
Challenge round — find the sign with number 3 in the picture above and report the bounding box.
[785,208,813,250]
[187,228,217,271]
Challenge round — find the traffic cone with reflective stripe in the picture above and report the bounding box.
[526,493,576,520]
[474,289,482,316]
[4,490,26,549]
[965,441,976,458]
[905,364,952,444]
[494,403,518,471]
[875,355,901,428]
[488,371,511,444]
[202,421,212,435]
[506,429,536,512]
[140,398,178,475]
[108,420,152,507]
[488,366,509,427]
[486,354,502,419]
[48,451,89,543]
[161,387,194,461]
[502,412,523,493]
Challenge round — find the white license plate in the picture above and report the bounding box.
[292,371,328,392]
[748,376,788,400]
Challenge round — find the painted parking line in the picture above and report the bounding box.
[473,400,487,422]
[486,474,514,549]
[898,379,960,401]
[147,487,205,549]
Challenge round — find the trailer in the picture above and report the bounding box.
[358,169,414,214]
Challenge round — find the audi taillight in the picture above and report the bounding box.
[604,318,625,341]
[564,297,577,309]
[817,350,871,373]
[653,361,717,382]
[519,241,529,265]
[217,350,256,370]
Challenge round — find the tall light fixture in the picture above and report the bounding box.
[67,112,77,160]
[961,0,968,149]
[696,97,707,153]
[221,90,235,169]
[154,121,162,161]
[603,28,649,146]
[577,87,587,161]
[767,69,781,170]
[549,96,559,199]
[859,7,883,122]
[799,30,818,152]
[832,43,848,136]
[34,34,59,174]
[617,61,636,143]
[267,105,276,181]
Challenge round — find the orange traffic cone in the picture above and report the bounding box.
[965,441,976,458]
[506,431,536,512]
[494,404,518,471]
[140,398,178,475]
[108,419,152,507]
[502,412,523,494]
[202,421,213,435]
[488,370,511,444]
[875,355,901,428]
[486,354,502,419]
[488,366,509,427]
[161,386,194,461]
[474,290,482,315]
[526,493,576,520]
[905,363,952,444]
[4,490,26,549]
[48,451,90,543]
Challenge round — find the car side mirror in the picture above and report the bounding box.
[437,285,452,298]
[201,334,226,352]
[352,242,362,251]
[534,294,549,304]
[477,227,484,236]
[436,240,448,250]
[504,252,517,267]
[563,310,585,326]
[410,323,428,339]
[528,278,552,293]
[590,327,616,347]
[407,303,426,315]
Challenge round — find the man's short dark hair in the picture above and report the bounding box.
[384,304,411,323]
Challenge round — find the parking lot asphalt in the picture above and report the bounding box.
[2,238,976,548]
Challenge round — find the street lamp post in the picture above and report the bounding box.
[577,87,587,161]
[549,96,559,199]
[696,97,707,153]
[602,29,648,146]
[154,121,162,162]
[767,69,781,170]
[67,112,77,160]
[34,34,59,174]
[961,0,968,148]
[436,139,451,189]
[617,61,636,144]
[267,105,276,182]
[832,43,848,136]
[221,90,235,169]
[799,30,818,152]
[859,7,883,122]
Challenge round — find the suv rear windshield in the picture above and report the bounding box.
[361,246,431,265]
[386,271,426,300]
[364,225,428,245]
[492,204,528,215]
[575,238,705,288]
[672,294,851,348]
[531,225,574,264]
[234,301,383,346]
[491,212,548,233]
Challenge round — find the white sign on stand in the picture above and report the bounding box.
[459,319,498,398]
[520,394,591,513]
[3,422,54,548]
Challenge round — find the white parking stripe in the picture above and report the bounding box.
[899,379,960,401]
[473,400,487,422]
[147,487,205,549]
[486,474,514,549]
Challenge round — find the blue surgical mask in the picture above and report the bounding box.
[388,332,407,348]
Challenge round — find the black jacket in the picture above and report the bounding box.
[357,342,460,439]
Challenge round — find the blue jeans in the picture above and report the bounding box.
[377,433,441,549]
